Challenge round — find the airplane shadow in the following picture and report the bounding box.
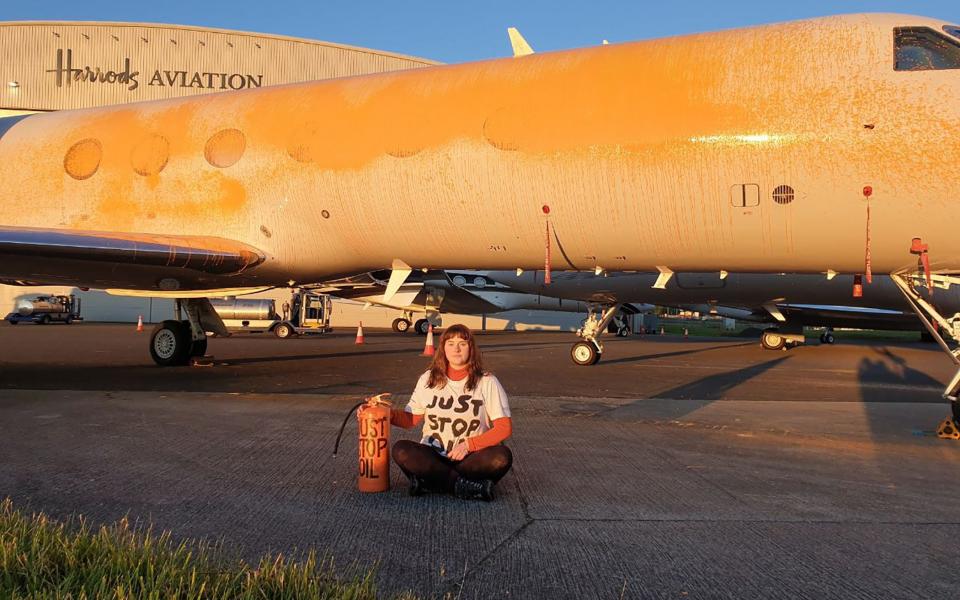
[852,345,956,485]
[222,340,563,366]
[224,347,415,365]
[603,356,791,421]
[597,341,755,366]
[856,346,945,403]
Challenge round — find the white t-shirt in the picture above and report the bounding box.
[405,371,511,456]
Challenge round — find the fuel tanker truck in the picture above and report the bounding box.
[5,294,82,325]
[209,290,332,338]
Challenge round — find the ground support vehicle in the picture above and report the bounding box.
[5,294,82,325]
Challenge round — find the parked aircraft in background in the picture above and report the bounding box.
[482,271,960,360]
[2,14,960,430]
[317,270,648,334]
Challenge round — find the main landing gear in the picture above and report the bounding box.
[891,266,960,439]
[392,317,431,334]
[149,298,227,366]
[570,304,621,366]
[760,327,805,351]
[391,311,437,335]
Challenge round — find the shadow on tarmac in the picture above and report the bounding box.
[222,340,563,365]
[597,341,755,365]
[603,356,791,421]
[857,347,945,394]
[224,347,414,365]
[856,346,949,429]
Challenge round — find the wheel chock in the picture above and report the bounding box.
[190,356,215,368]
[936,418,960,440]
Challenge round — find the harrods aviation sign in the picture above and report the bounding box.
[45,49,264,92]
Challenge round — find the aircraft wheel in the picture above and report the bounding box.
[414,319,430,335]
[8,319,17,325]
[822,332,835,345]
[616,325,631,337]
[274,323,294,339]
[392,318,411,333]
[65,316,73,325]
[571,341,600,366]
[149,320,191,366]
[40,314,51,325]
[761,329,786,351]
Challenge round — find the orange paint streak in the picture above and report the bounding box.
[217,177,247,212]
[225,32,752,171]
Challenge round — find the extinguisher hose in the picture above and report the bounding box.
[332,401,367,457]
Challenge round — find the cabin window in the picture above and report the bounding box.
[894,27,960,71]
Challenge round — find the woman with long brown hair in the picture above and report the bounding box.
[389,323,513,501]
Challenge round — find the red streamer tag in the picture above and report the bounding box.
[864,200,872,284]
[544,221,552,285]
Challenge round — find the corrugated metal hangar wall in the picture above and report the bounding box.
[0,21,437,112]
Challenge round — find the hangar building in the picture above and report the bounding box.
[0,21,437,117]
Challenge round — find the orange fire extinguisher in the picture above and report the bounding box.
[333,393,392,492]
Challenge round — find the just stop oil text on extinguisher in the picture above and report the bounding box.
[333,393,392,493]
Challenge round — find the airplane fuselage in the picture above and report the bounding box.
[1,13,959,291]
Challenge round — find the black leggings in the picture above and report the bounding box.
[393,440,512,492]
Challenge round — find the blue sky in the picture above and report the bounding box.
[1,1,958,63]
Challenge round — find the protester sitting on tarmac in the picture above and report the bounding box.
[390,324,513,501]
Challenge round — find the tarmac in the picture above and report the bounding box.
[2,323,960,599]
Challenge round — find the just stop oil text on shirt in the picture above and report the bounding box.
[405,371,511,455]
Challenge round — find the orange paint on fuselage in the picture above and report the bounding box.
[1,13,960,290]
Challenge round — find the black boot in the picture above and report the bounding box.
[408,475,426,497]
[454,477,494,501]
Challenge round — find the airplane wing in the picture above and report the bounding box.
[775,304,919,330]
[689,301,920,330]
[0,225,266,291]
[316,269,504,314]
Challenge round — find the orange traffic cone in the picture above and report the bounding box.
[422,324,435,357]
[137,315,144,332]
[355,321,365,345]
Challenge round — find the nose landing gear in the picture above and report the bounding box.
[570,304,621,366]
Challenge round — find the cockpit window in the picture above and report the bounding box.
[895,27,960,71]
[945,25,960,40]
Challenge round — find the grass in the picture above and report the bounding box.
[0,498,412,600]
